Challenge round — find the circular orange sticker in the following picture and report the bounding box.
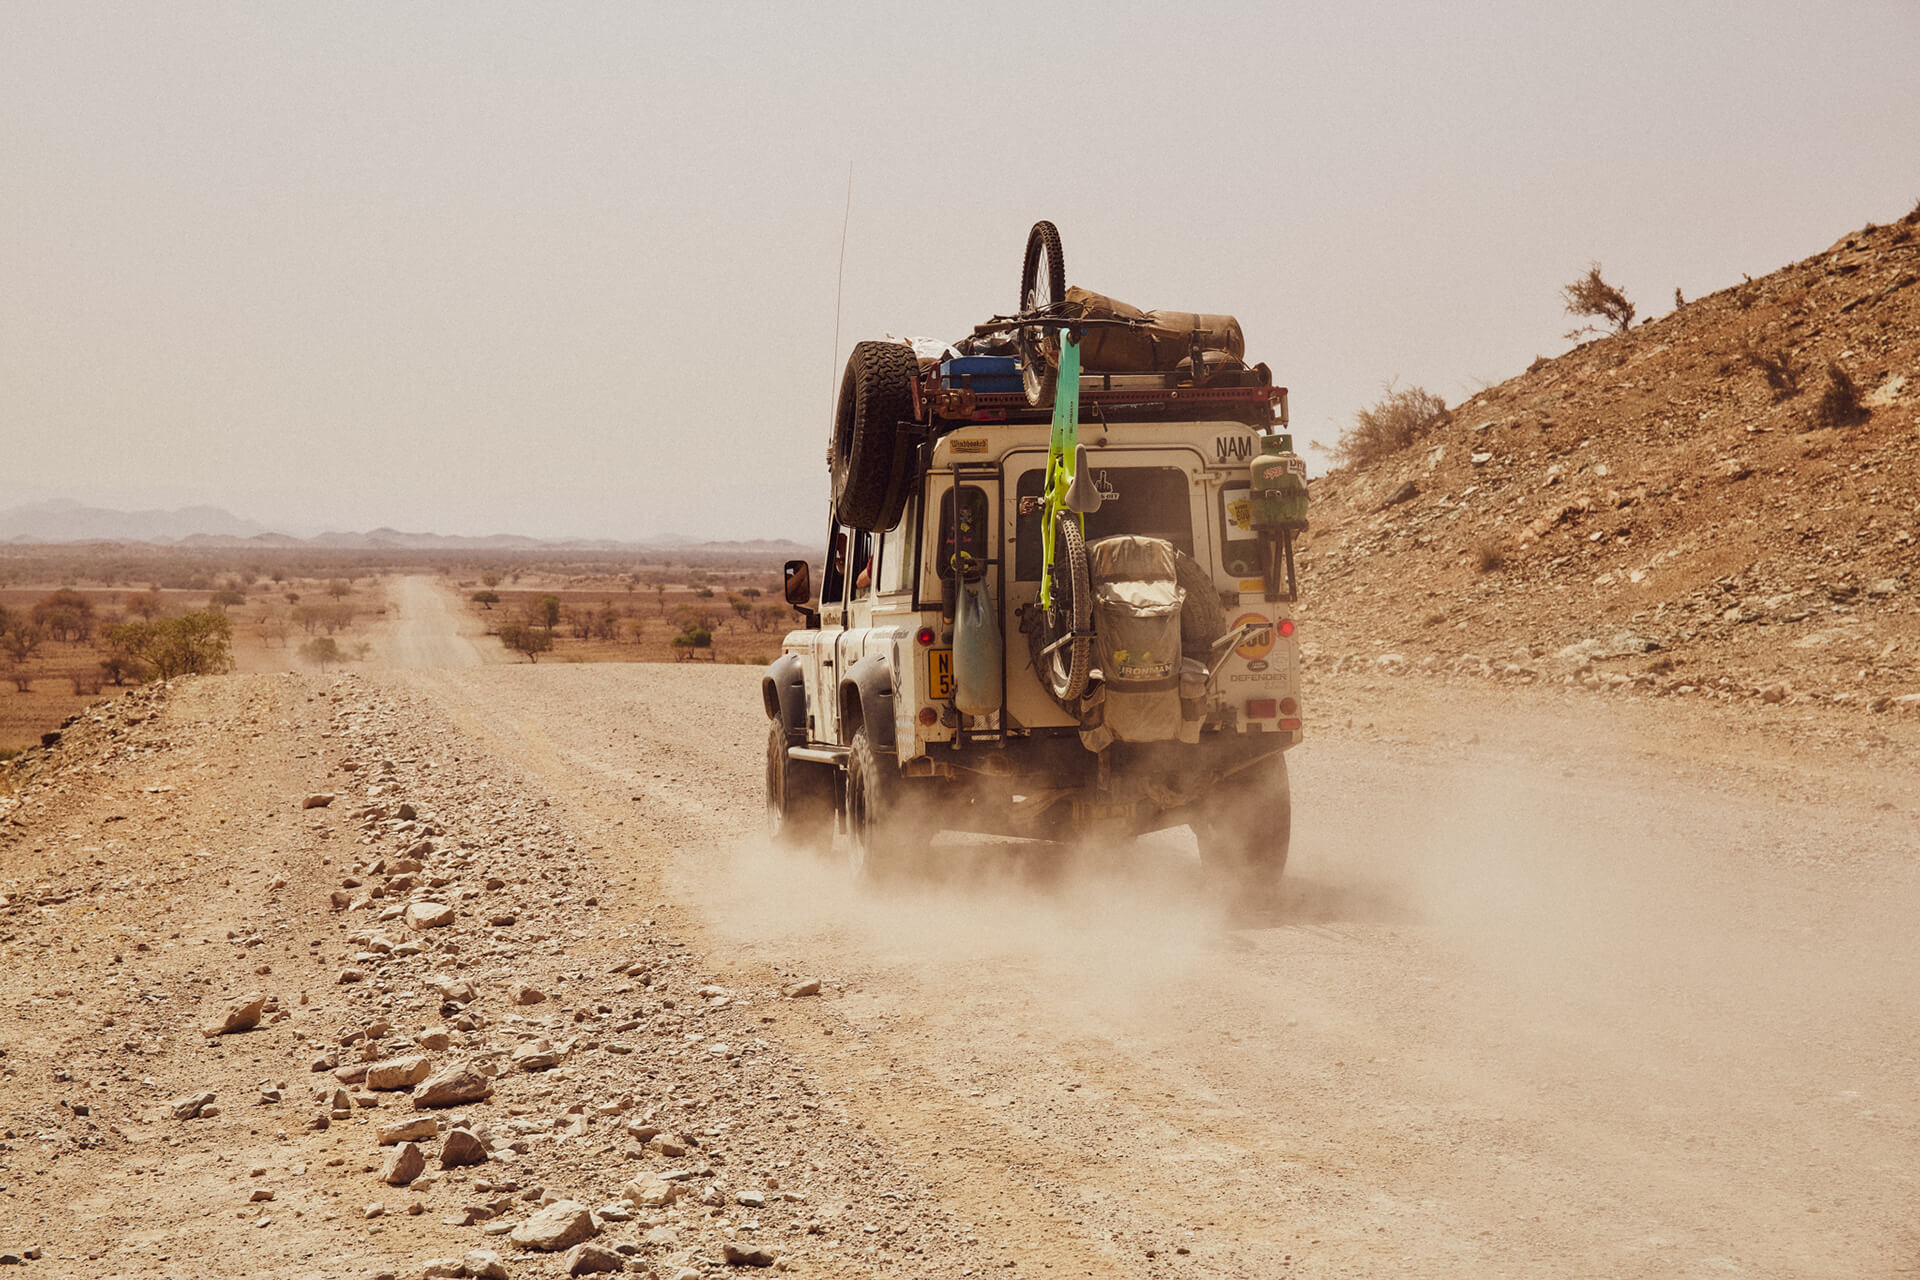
[1230,612,1274,661]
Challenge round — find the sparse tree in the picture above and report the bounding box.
[33,589,95,642]
[1562,262,1636,338]
[497,622,554,662]
[326,578,351,600]
[103,611,233,680]
[482,572,502,589]
[537,594,561,632]
[2,622,44,690]
[100,653,144,686]
[300,636,343,671]
[209,588,247,611]
[471,590,500,610]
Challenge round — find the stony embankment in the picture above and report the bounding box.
[1,674,988,1278]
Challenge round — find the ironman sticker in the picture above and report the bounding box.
[1229,612,1274,661]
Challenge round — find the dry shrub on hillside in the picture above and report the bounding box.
[1332,383,1448,467]
[1472,539,1506,574]
[1812,362,1869,429]
[1562,263,1636,338]
[1740,338,1801,399]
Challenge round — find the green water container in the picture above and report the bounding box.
[1249,433,1309,530]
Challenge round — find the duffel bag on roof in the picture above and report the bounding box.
[1065,286,1245,374]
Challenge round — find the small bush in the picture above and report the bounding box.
[1332,383,1448,467]
[1562,263,1636,338]
[1812,362,1869,428]
[1741,339,1801,399]
[1473,540,1506,574]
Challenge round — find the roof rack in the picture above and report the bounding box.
[916,365,1287,429]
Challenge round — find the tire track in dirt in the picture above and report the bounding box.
[379,576,1920,1278]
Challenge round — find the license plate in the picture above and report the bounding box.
[928,649,954,700]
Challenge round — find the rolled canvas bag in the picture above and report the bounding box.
[1086,535,1185,743]
[1065,286,1245,373]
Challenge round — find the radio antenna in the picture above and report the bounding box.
[829,164,853,422]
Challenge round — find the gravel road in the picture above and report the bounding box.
[6,576,1914,1278]
[378,577,1920,1277]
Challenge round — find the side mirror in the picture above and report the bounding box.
[783,560,813,608]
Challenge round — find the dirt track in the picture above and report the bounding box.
[379,578,1920,1276]
[5,574,1918,1278]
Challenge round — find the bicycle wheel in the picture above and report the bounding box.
[1029,509,1092,706]
[1019,221,1066,408]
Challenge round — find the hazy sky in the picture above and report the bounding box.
[4,3,1916,541]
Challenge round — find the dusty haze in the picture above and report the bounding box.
[4,4,1917,540]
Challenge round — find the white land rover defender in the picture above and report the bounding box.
[763,222,1308,885]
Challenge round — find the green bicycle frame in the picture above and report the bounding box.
[1037,331,1083,610]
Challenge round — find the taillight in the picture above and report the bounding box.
[918,707,938,726]
[1277,619,1295,637]
[915,627,935,646]
[1279,697,1297,715]
[1246,698,1278,719]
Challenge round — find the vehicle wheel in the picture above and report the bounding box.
[1019,220,1066,408]
[1172,549,1225,658]
[766,723,833,853]
[830,340,919,532]
[1028,510,1092,706]
[843,726,922,881]
[1196,749,1291,888]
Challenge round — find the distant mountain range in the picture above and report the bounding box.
[0,501,804,554]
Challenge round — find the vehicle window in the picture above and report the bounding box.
[878,512,914,594]
[1013,466,1193,580]
[1219,481,1263,579]
[821,527,873,606]
[936,486,990,581]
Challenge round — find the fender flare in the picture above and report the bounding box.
[761,654,809,744]
[838,655,897,753]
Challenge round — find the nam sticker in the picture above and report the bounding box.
[1229,612,1274,661]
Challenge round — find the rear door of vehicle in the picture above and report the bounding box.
[1000,446,1211,730]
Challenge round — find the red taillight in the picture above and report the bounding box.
[1246,698,1278,719]
[915,627,935,646]
[918,707,938,726]
[1279,697,1297,715]
[1277,619,1295,637]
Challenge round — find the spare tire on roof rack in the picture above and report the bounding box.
[829,340,919,533]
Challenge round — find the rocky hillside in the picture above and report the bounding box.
[1304,210,1920,712]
